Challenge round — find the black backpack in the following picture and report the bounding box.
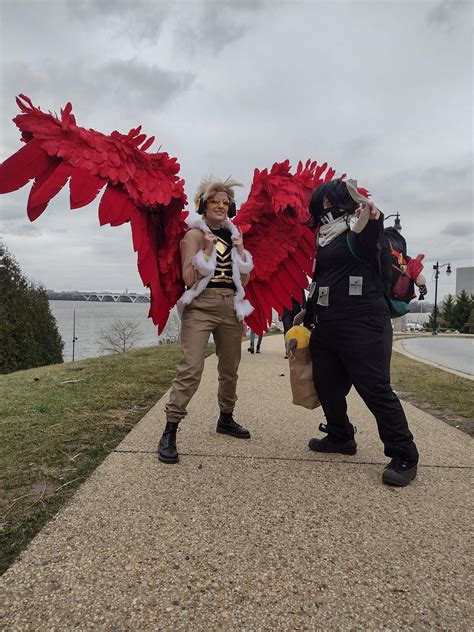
[347,227,420,318]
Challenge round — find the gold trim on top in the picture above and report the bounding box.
[215,240,227,256]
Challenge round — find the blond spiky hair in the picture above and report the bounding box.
[194,177,243,210]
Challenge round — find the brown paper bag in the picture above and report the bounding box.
[284,326,320,410]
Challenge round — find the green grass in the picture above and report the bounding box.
[0,343,214,576]
[391,350,474,435]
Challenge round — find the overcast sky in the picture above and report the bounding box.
[0,0,472,303]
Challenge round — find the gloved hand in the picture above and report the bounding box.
[418,284,427,300]
[292,309,306,326]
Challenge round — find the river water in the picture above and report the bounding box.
[50,299,434,364]
[49,300,181,362]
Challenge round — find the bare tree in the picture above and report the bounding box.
[97,319,143,354]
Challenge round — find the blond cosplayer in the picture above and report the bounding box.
[158,178,254,464]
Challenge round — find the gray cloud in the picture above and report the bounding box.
[427,0,471,30]
[377,160,472,216]
[99,60,194,109]
[0,195,27,220]
[442,221,474,236]
[417,163,472,187]
[2,59,194,123]
[2,220,41,237]
[174,0,266,56]
[67,0,172,43]
[342,135,379,161]
[427,241,473,265]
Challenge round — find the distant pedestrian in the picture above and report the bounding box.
[248,329,263,354]
[302,179,419,487]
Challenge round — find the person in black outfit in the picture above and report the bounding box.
[302,179,419,487]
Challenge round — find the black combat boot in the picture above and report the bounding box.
[382,458,417,486]
[308,423,357,455]
[158,421,179,464]
[216,412,251,439]
[308,436,357,455]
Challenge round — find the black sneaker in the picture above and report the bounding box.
[308,435,357,455]
[217,412,251,439]
[248,347,254,354]
[382,458,417,487]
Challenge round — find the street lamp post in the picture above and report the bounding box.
[383,212,402,231]
[432,262,452,335]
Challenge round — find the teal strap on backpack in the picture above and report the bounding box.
[346,231,363,262]
[346,232,410,319]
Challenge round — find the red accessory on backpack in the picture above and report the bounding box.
[391,248,425,302]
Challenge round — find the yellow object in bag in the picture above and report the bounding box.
[284,326,320,410]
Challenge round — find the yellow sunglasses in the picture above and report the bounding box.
[207,199,230,208]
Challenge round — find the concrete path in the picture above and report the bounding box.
[1,335,472,631]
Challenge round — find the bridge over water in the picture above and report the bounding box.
[78,292,150,303]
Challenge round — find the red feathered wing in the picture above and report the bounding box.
[0,95,188,333]
[234,160,371,335]
[234,159,338,335]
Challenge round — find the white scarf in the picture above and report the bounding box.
[317,215,350,247]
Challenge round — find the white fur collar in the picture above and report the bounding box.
[186,217,240,238]
[177,217,254,321]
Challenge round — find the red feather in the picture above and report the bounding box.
[98,184,138,227]
[140,136,155,152]
[0,139,51,194]
[290,242,314,276]
[27,161,73,220]
[69,168,106,209]
[28,161,71,206]
[273,266,298,300]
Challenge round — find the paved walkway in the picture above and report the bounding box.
[399,336,474,378]
[1,335,472,631]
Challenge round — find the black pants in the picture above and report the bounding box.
[310,314,418,462]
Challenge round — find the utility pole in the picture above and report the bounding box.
[72,309,78,361]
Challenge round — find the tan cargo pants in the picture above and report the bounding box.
[164,288,243,423]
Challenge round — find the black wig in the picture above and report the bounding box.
[308,180,359,228]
